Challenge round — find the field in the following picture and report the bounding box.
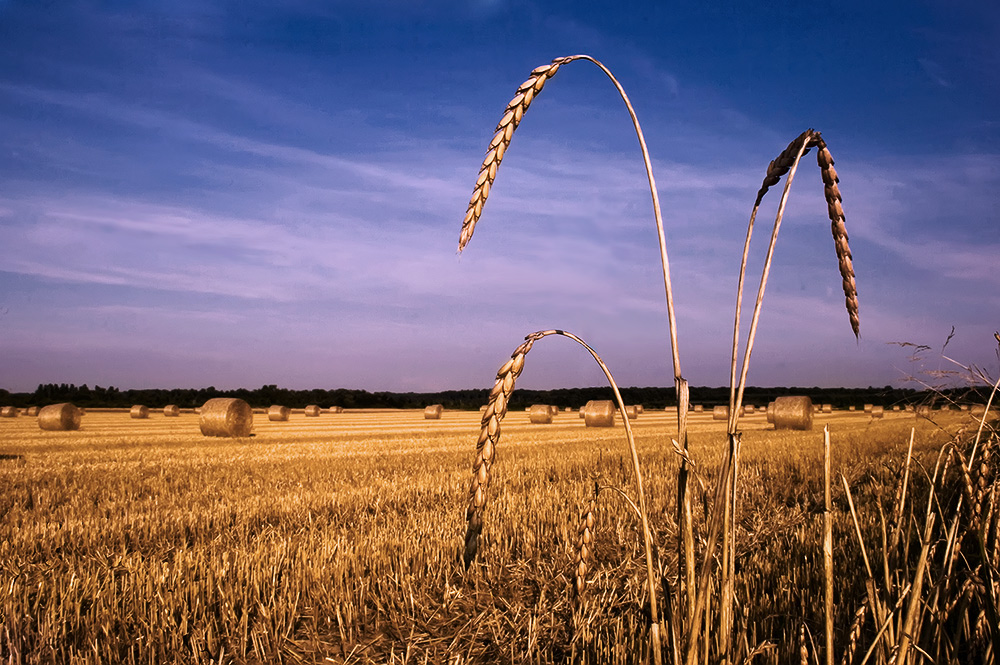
[1,405,994,664]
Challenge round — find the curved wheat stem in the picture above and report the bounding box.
[461,328,663,665]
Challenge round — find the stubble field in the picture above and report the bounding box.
[0,406,992,664]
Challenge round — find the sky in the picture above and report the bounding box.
[1,0,998,393]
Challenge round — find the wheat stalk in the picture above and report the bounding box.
[461,328,664,665]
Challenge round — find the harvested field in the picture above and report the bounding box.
[0,406,989,663]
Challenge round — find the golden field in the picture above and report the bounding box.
[0,406,994,664]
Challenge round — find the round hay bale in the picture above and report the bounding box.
[548,405,560,417]
[773,396,813,431]
[193,407,202,415]
[693,404,704,413]
[479,405,488,412]
[848,405,856,411]
[871,406,885,419]
[743,405,755,415]
[579,406,587,419]
[529,404,553,424]
[766,402,775,424]
[959,404,970,411]
[25,406,39,417]
[623,405,638,420]
[584,400,615,428]
[38,403,82,431]
[636,404,644,414]
[822,404,833,414]
[163,404,180,417]
[1,406,18,418]
[304,405,321,417]
[424,404,443,420]
[970,405,987,417]
[199,398,253,437]
[863,403,873,413]
[892,405,901,412]
[915,405,932,419]
[904,405,914,412]
[712,405,729,421]
[564,407,572,412]
[130,405,150,419]
[328,406,344,414]
[268,405,290,422]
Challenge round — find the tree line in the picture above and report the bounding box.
[1,382,992,411]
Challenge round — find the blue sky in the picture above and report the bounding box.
[1,1,997,393]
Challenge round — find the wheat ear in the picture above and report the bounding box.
[459,57,572,251]
[742,131,860,341]
[813,135,860,338]
[463,332,544,567]
[574,488,598,599]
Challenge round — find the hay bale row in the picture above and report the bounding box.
[773,396,813,431]
[38,403,82,431]
[584,400,615,427]
[529,404,553,424]
[424,404,443,420]
[199,398,253,437]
